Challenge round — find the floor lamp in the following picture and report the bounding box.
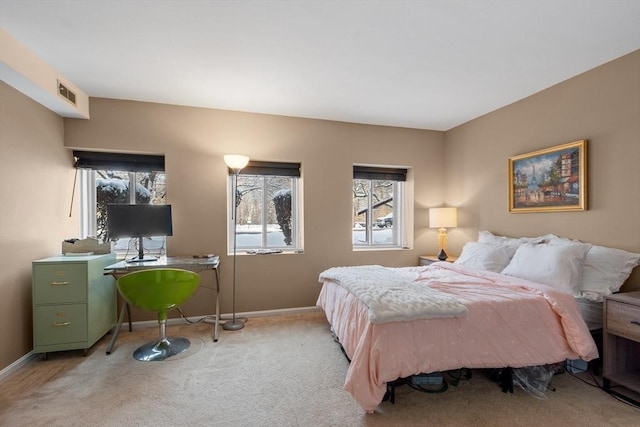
[223,154,249,331]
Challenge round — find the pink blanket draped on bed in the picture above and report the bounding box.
[316,262,599,412]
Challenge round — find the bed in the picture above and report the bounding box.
[317,232,640,412]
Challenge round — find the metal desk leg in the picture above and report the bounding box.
[106,303,128,354]
[213,267,220,342]
[126,303,132,332]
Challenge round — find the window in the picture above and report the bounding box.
[75,151,167,258]
[353,165,406,248]
[229,161,301,253]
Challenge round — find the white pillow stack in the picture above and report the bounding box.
[455,231,546,272]
[454,242,517,272]
[500,240,592,296]
[477,230,547,246]
[547,236,640,301]
[454,231,640,301]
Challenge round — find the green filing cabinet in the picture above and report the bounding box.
[32,253,117,357]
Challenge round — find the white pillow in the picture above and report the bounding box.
[500,242,591,295]
[545,235,640,301]
[581,245,640,300]
[478,231,546,247]
[454,242,517,272]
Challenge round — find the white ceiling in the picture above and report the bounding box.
[1,0,639,130]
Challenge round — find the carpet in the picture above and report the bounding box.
[1,312,638,426]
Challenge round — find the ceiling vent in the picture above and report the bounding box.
[57,80,76,105]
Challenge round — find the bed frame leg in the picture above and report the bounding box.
[383,382,396,404]
[500,367,514,393]
[383,378,408,404]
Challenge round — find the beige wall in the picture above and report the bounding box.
[444,50,640,290]
[0,82,78,370]
[2,50,638,372]
[63,99,445,322]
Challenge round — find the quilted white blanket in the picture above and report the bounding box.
[318,265,468,323]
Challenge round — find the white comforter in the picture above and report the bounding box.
[318,265,468,323]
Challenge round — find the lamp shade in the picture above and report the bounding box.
[224,154,249,170]
[429,207,457,228]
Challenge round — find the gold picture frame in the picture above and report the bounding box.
[508,140,587,213]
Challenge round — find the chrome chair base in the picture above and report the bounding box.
[133,337,191,362]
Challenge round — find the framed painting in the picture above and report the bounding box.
[508,140,587,213]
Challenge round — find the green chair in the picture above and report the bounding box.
[116,268,201,361]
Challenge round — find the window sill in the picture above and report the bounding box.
[352,246,409,252]
[232,249,304,256]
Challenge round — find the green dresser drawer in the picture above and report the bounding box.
[32,254,116,355]
[33,304,87,346]
[33,263,88,304]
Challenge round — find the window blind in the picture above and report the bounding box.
[353,166,407,181]
[234,161,301,177]
[73,151,165,172]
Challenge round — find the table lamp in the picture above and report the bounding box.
[429,207,457,261]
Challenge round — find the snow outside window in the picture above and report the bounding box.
[228,164,301,254]
[80,169,168,258]
[353,165,407,249]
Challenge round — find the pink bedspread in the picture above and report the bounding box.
[316,262,599,412]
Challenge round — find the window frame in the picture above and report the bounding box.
[352,165,407,250]
[227,161,302,254]
[76,151,168,259]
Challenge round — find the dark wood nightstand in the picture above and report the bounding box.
[419,255,458,266]
[603,291,640,404]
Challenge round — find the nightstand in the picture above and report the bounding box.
[603,291,640,404]
[419,255,458,266]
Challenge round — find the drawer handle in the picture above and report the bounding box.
[51,281,69,286]
[631,320,640,327]
[52,322,71,327]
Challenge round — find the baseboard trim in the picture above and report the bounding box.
[234,305,321,319]
[0,351,38,381]
[130,306,322,330]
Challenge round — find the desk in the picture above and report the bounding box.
[104,256,220,354]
